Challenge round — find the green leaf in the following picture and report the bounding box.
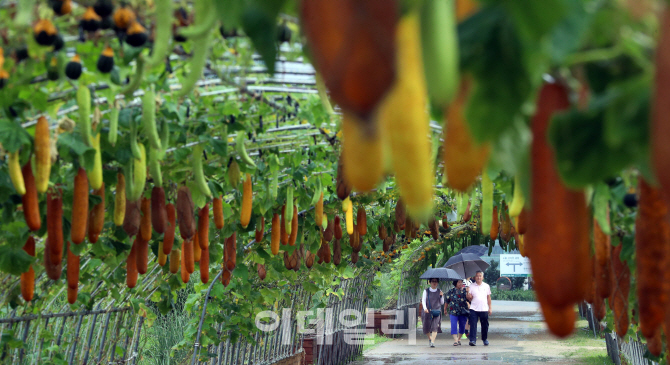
[620,235,634,264]
[208,180,225,197]
[602,77,651,150]
[341,266,355,279]
[260,288,276,302]
[459,6,533,144]
[501,0,567,45]
[233,263,249,282]
[547,0,595,64]
[89,193,103,207]
[58,133,96,170]
[140,303,158,327]
[20,87,49,112]
[214,0,244,29]
[241,0,288,76]
[0,221,30,249]
[187,181,207,209]
[210,138,229,158]
[256,246,271,260]
[487,117,531,180]
[130,298,142,312]
[549,106,648,188]
[0,246,33,276]
[168,275,183,290]
[309,232,321,253]
[0,330,24,349]
[210,282,224,298]
[0,119,31,153]
[303,282,319,294]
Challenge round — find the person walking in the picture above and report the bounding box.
[422,278,444,347]
[445,279,470,346]
[466,271,492,346]
[463,278,472,340]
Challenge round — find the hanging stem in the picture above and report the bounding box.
[564,46,623,66]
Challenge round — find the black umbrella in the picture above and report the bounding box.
[455,245,488,257]
[443,253,490,279]
[419,267,462,281]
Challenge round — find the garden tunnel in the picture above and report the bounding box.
[0,0,667,364]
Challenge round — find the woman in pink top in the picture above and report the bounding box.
[466,271,492,346]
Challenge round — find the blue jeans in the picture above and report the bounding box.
[450,314,468,335]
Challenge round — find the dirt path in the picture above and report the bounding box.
[351,301,610,365]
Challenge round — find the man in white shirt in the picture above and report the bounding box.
[465,271,492,346]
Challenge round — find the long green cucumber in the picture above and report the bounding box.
[176,28,213,97]
[420,0,459,108]
[315,73,335,117]
[509,175,525,217]
[131,143,147,201]
[480,171,493,235]
[88,133,103,190]
[270,167,278,199]
[130,118,142,159]
[145,0,172,69]
[235,132,257,169]
[142,85,162,151]
[122,54,145,99]
[149,146,163,187]
[158,118,169,160]
[310,178,322,206]
[193,144,212,198]
[108,106,119,146]
[285,186,293,234]
[77,85,92,146]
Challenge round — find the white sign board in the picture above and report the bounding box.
[499,254,531,277]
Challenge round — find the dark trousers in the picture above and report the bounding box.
[469,309,489,342]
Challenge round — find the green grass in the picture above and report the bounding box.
[560,320,613,365]
[137,286,194,365]
[563,321,601,346]
[138,309,192,365]
[362,333,394,352]
[574,354,615,365]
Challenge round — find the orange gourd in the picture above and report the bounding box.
[21,163,41,231]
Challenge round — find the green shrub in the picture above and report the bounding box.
[490,289,536,302]
[369,272,397,309]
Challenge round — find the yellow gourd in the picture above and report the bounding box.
[376,12,433,223]
[342,112,383,192]
[343,197,353,235]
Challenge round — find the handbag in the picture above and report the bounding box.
[426,288,441,318]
